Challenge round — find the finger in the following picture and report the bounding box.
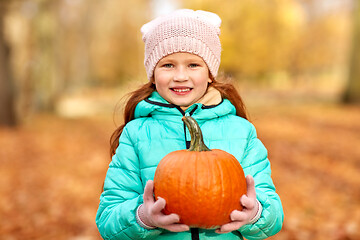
[215,229,225,234]
[230,210,248,222]
[245,175,256,199]
[156,213,181,226]
[216,221,243,234]
[163,224,190,232]
[151,197,166,214]
[216,228,232,234]
[143,180,155,204]
[240,195,255,210]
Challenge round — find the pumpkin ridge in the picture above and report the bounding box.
[203,152,214,226]
[230,155,246,211]
[216,154,226,224]
[229,155,238,217]
[221,153,232,224]
[178,154,188,219]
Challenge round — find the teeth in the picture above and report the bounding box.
[173,88,190,93]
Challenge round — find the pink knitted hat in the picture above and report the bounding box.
[141,9,222,80]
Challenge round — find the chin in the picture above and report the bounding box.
[171,101,188,108]
[176,102,192,107]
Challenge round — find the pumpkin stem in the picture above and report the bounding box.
[182,116,211,152]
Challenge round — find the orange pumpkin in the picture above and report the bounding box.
[154,116,247,229]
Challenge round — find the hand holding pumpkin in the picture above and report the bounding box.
[215,175,260,234]
[139,180,190,232]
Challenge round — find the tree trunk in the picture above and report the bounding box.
[343,0,360,103]
[0,2,17,126]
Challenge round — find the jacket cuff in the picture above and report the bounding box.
[136,204,157,229]
[248,199,263,225]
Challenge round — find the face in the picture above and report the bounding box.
[153,52,212,109]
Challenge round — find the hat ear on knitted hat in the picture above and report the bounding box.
[194,10,221,29]
[141,9,222,80]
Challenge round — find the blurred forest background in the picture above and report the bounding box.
[0,0,359,239]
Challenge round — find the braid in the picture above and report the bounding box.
[211,78,248,120]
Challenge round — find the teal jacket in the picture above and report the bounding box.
[96,91,284,240]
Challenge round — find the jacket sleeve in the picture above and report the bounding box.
[95,125,163,240]
[238,123,284,240]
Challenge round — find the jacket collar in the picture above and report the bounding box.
[195,86,222,107]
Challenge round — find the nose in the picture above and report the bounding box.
[173,66,189,82]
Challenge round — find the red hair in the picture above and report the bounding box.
[109,78,248,157]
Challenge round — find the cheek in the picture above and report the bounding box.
[154,77,167,88]
[194,74,211,89]
[153,73,167,88]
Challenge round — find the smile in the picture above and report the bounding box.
[171,88,192,93]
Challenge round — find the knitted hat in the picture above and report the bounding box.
[141,9,222,80]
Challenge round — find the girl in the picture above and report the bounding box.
[96,9,283,240]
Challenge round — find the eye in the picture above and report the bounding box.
[189,63,200,68]
[162,63,174,68]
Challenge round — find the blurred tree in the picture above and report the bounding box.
[290,0,351,79]
[5,0,68,113]
[343,0,360,103]
[7,0,97,113]
[0,1,16,126]
[3,0,152,119]
[32,0,61,111]
[31,0,96,111]
[90,0,151,85]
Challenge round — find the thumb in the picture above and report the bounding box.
[143,180,155,204]
[245,175,256,199]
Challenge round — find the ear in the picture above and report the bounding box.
[208,75,214,84]
[208,70,215,83]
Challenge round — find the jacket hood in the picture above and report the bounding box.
[134,88,236,122]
